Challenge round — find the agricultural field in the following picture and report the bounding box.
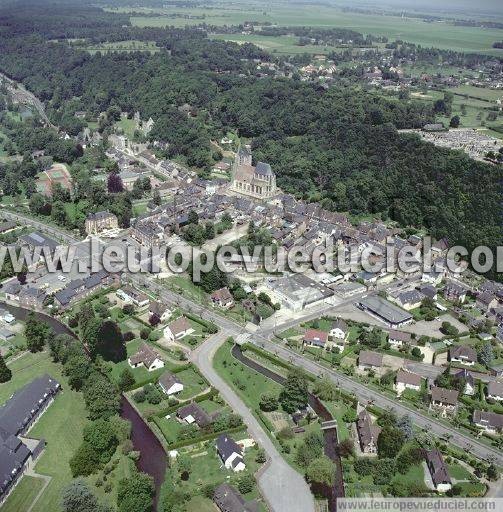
[116,1,503,55]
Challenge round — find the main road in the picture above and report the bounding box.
[129,274,503,468]
[191,330,315,512]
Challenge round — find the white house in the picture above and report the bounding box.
[158,371,184,396]
[128,343,164,372]
[472,410,503,434]
[395,370,422,396]
[449,345,477,367]
[388,330,412,348]
[329,319,348,340]
[164,316,194,342]
[117,286,149,307]
[149,300,172,323]
[216,434,246,472]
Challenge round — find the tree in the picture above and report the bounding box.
[337,438,354,458]
[61,480,110,512]
[25,312,51,352]
[0,354,12,383]
[449,115,460,128]
[237,474,255,494]
[94,320,126,362]
[295,431,324,468]
[396,415,414,441]
[118,367,135,391]
[83,373,121,420]
[152,190,161,206]
[70,441,101,477]
[64,354,92,391]
[377,426,405,458]
[313,376,338,401]
[280,369,309,413]
[487,463,499,481]
[16,263,28,285]
[188,209,198,225]
[259,392,279,412]
[117,472,155,512]
[306,456,335,486]
[440,321,458,337]
[411,347,423,360]
[255,448,266,463]
[361,328,382,349]
[107,172,124,193]
[478,342,493,367]
[83,419,118,464]
[49,333,78,363]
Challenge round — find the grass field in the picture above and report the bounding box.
[1,351,88,512]
[84,40,159,55]
[1,476,46,512]
[118,1,503,55]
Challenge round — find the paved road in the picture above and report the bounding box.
[1,209,80,245]
[130,275,503,468]
[191,330,315,512]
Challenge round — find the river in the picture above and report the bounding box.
[1,301,168,507]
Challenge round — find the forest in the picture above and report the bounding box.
[0,1,501,275]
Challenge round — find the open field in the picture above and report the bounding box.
[83,40,159,55]
[116,1,503,55]
[1,476,46,512]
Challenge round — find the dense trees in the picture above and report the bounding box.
[117,472,155,512]
[0,354,12,383]
[280,369,309,413]
[24,313,52,352]
[61,480,111,512]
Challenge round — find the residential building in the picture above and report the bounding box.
[128,342,164,372]
[158,371,184,396]
[357,296,413,329]
[0,375,61,504]
[85,211,118,235]
[228,147,277,200]
[116,286,149,307]
[20,232,59,252]
[443,282,467,303]
[358,350,383,371]
[303,329,328,349]
[453,369,475,396]
[177,403,211,428]
[449,345,477,366]
[54,270,115,309]
[430,386,458,415]
[329,319,348,340]
[213,483,258,512]
[487,381,503,401]
[394,289,424,310]
[356,409,380,454]
[418,284,437,300]
[476,292,498,312]
[424,449,452,492]
[216,434,246,472]
[164,316,194,341]
[149,300,172,323]
[395,370,422,395]
[211,287,235,308]
[130,220,164,247]
[388,330,412,348]
[472,410,503,434]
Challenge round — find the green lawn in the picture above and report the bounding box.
[84,40,159,55]
[213,342,282,411]
[163,276,209,305]
[391,463,424,486]
[176,366,208,400]
[448,463,472,481]
[1,476,46,512]
[1,351,88,512]
[185,495,216,512]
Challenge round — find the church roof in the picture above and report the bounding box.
[255,162,273,176]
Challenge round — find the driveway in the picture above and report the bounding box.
[191,331,315,512]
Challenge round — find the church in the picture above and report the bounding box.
[228,146,277,200]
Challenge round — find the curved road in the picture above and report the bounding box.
[191,330,315,512]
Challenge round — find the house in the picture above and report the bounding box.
[216,434,246,472]
[158,371,184,396]
[476,292,498,313]
[424,449,452,492]
[303,329,328,349]
[149,300,172,323]
[394,289,424,310]
[177,403,211,427]
[453,369,475,396]
[164,316,194,342]
[0,309,15,324]
[20,232,59,252]
[395,370,422,395]
[85,211,118,235]
[487,381,503,401]
[356,296,413,329]
[329,319,348,340]
[419,284,438,300]
[443,282,467,303]
[430,386,458,415]
[356,409,380,454]
[449,345,477,366]
[358,350,383,371]
[211,287,235,308]
[472,410,503,434]
[213,483,258,512]
[116,286,149,307]
[0,375,61,504]
[0,328,15,342]
[128,343,164,372]
[388,330,412,348]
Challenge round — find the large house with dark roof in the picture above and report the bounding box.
[424,449,452,492]
[216,434,246,472]
[356,409,380,454]
[128,342,164,372]
[213,483,258,512]
[0,375,60,504]
[430,386,458,416]
[472,410,503,434]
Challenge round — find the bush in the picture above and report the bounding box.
[133,390,146,403]
[354,458,374,476]
[140,327,151,340]
[122,331,135,342]
[238,474,255,495]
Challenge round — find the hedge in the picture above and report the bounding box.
[185,311,218,332]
